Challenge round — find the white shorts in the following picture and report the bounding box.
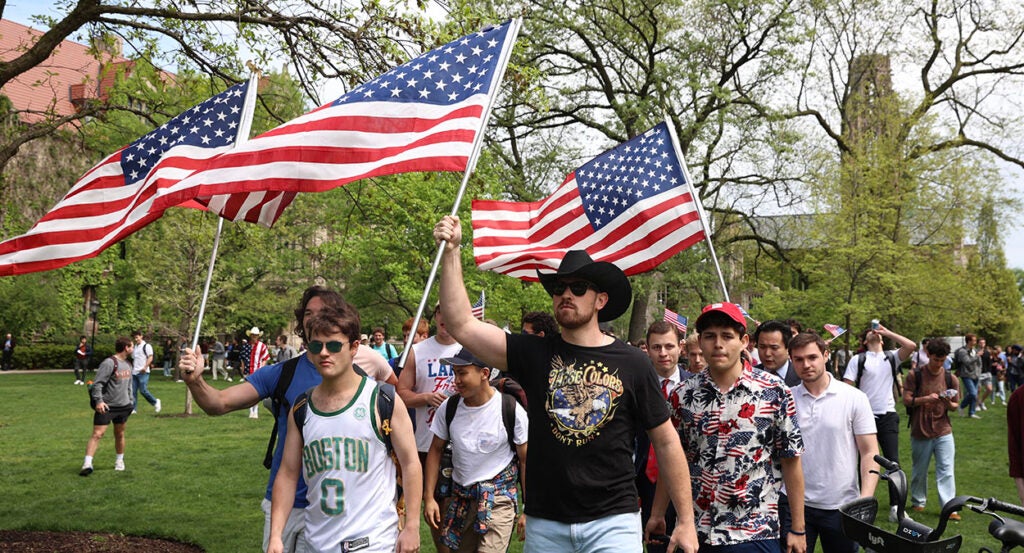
[261,497,307,553]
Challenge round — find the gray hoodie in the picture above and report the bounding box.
[91,355,134,409]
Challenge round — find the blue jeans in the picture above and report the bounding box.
[960,377,978,415]
[910,433,956,508]
[131,372,158,409]
[525,511,641,553]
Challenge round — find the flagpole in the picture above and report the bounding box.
[396,19,522,371]
[663,115,731,303]
[190,71,261,351]
[481,289,486,320]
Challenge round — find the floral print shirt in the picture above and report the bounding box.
[669,363,803,545]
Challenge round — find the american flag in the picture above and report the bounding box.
[0,81,256,276]
[165,20,521,225]
[664,308,688,334]
[471,290,486,319]
[471,121,706,280]
[824,324,846,339]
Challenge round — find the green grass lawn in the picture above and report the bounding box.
[0,372,1019,552]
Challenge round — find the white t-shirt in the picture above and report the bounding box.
[131,340,153,375]
[789,374,876,509]
[430,391,528,487]
[843,349,902,414]
[411,337,462,452]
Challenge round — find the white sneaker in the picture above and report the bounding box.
[979,403,987,411]
[114,459,125,471]
[226,377,233,382]
[74,380,81,385]
[889,506,914,523]
[154,399,162,414]
[131,409,137,414]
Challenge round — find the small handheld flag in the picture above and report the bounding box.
[663,308,688,334]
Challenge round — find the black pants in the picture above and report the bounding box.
[779,494,858,553]
[637,472,676,553]
[1,350,11,371]
[875,411,900,507]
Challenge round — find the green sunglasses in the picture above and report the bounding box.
[307,340,348,354]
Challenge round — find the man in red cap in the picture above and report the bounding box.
[653,302,807,553]
[433,215,698,553]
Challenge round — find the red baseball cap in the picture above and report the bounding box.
[695,302,747,332]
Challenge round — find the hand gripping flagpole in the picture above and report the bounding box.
[190,71,261,351]
[395,19,522,371]
[663,114,731,303]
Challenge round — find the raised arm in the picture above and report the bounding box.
[877,325,916,362]
[180,345,260,415]
[434,215,509,370]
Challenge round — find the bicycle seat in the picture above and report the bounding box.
[991,518,1024,548]
[840,497,963,553]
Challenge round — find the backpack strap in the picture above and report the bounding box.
[501,392,517,452]
[444,394,460,430]
[291,386,316,444]
[263,356,303,469]
[855,353,866,388]
[885,351,903,396]
[376,382,396,456]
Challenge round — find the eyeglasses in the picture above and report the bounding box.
[549,281,598,296]
[307,340,347,354]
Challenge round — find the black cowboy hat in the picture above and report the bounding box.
[537,250,632,322]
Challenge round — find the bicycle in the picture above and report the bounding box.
[840,455,1024,553]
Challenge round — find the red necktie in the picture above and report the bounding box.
[646,378,671,483]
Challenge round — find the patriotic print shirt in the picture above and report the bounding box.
[668,363,803,546]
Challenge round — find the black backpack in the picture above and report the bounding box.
[290,382,397,455]
[262,357,370,469]
[905,367,955,427]
[854,351,903,397]
[443,376,528,452]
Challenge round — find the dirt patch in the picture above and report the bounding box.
[0,530,203,552]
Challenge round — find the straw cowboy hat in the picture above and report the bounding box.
[246,326,262,336]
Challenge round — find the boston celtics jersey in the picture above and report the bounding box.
[301,377,398,552]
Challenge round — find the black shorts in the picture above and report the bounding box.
[93,405,133,426]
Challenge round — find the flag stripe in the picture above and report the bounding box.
[171,21,520,227]
[473,181,704,280]
[0,82,255,276]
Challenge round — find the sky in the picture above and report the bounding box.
[5,2,1024,268]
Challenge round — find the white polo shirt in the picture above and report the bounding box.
[790,374,876,510]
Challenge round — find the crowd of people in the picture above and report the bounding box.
[68,214,1024,553]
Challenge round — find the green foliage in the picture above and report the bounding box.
[4,342,116,371]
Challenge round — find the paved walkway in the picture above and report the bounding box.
[0,369,74,374]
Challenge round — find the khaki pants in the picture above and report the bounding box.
[451,494,516,553]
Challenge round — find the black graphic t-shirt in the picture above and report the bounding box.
[506,332,669,522]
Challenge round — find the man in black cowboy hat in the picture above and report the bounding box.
[433,215,698,553]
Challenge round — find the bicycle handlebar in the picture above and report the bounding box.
[874,454,900,472]
[987,498,1024,518]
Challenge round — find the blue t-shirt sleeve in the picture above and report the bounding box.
[246,361,285,399]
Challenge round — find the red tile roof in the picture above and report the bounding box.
[0,19,131,123]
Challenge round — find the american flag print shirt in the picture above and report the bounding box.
[668,363,803,545]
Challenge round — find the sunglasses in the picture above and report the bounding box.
[307,340,348,354]
[549,281,598,296]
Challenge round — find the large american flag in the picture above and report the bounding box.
[0,82,256,276]
[472,122,706,280]
[664,308,688,334]
[165,20,521,225]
